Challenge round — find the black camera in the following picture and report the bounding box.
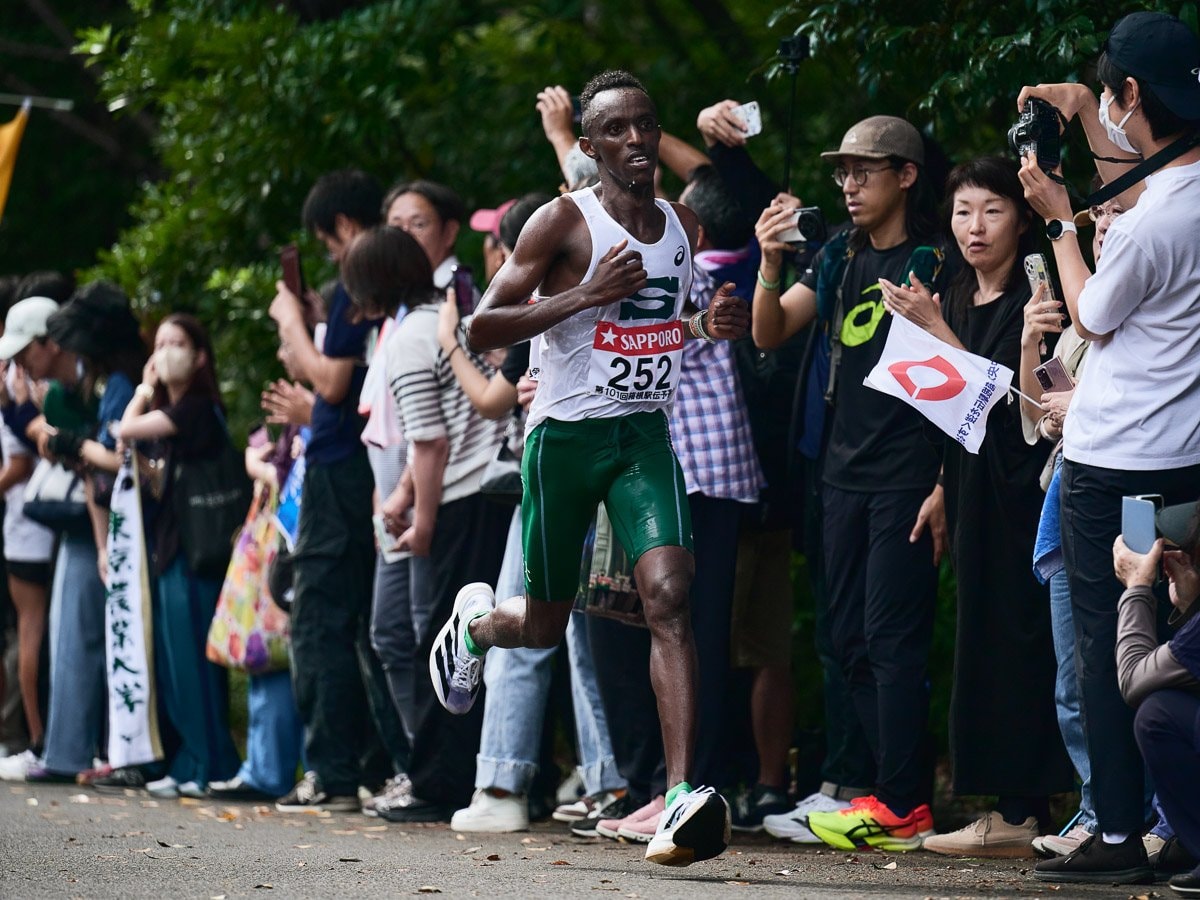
[1008,98,1062,173]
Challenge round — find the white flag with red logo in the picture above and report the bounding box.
[863,313,1013,454]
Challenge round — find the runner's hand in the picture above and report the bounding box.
[589,240,646,306]
[911,484,947,566]
[705,284,749,340]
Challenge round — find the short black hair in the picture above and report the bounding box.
[342,225,438,319]
[499,192,554,252]
[682,165,754,251]
[0,275,21,317]
[16,270,74,304]
[1097,50,1197,140]
[580,69,649,134]
[301,169,383,236]
[381,179,466,229]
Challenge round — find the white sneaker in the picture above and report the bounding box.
[430,583,496,715]
[0,749,39,781]
[645,786,730,867]
[554,789,622,823]
[762,790,851,843]
[450,789,529,833]
[556,769,585,805]
[146,775,180,798]
[178,781,206,799]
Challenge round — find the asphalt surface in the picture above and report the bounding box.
[0,783,1155,898]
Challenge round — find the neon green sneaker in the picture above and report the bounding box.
[807,795,935,852]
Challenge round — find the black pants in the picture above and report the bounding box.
[1136,690,1200,859]
[805,459,875,793]
[407,493,509,809]
[822,484,936,811]
[1060,459,1200,833]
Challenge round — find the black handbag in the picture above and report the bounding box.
[23,459,90,534]
[172,437,253,579]
[479,413,523,505]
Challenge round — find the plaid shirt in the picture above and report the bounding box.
[668,250,765,503]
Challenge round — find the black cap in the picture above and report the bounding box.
[1157,501,1199,548]
[1106,12,1200,120]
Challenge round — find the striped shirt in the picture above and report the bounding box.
[668,254,765,503]
[385,305,506,505]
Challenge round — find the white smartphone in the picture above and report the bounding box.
[372,513,412,564]
[1122,494,1163,555]
[731,101,762,138]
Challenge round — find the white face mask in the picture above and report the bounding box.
[155,345,196,385]
[1099,92,1139,154]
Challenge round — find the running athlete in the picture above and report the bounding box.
[429,69,749,866]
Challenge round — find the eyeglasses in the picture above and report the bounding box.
[1088,203,1124,223]
[832,164,894,188]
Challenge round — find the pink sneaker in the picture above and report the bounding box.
[618,798,665,843]
[597,795,665,840]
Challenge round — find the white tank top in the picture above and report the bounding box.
[526,187,693,431]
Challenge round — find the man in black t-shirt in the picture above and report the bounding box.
[750,116,947,850]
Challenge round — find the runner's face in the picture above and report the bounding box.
[838,154,907,233]
[950,185,1025,280]
[583,89,660,191]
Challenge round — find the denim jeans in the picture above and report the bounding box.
[234,669,304,797]
[476,507,626,796]
[42,534,106,774]
[1049,568,1096,831]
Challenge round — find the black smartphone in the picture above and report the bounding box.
[571,95,583,124]
[452,265,476,317]
[281,244,306,299]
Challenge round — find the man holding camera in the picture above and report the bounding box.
[1018,11,1200,885]
[751,115,947,852]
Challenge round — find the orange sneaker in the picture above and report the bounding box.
[808,795,936,852]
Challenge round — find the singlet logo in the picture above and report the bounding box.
[673,246,685,266]
[620,275,679,321]
[889,356,967,402]
[840,282,887,347]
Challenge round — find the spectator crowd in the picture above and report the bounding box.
[2,8,1200,892]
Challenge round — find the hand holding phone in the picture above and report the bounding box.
[281,244,306,300]
[452,265,476,318]
[730,101,762,138]
[1122,494,1164,555]
[1033,357,1073,394]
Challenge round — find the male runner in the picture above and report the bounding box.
[429,69,749,866]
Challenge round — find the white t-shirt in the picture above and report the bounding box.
[1,423,54,564]
[1064,159,1200,470]
[526,187,693,432]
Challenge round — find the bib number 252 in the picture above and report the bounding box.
[607,356,672,392]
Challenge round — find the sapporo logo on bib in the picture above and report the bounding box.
[591,275,684,402]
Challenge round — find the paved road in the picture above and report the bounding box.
[0,783,1149,898]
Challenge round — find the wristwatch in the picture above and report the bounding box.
[1046,219,1078,241]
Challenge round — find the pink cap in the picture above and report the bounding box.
[469,199,517,239]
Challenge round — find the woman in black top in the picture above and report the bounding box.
[118,313,240,795]
[882,157,1073,856]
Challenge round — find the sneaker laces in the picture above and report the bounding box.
[294,772,319,803]
[450,653,481,692]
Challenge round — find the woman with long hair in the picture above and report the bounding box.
[118,313,240,797]
[882,157,1074,857]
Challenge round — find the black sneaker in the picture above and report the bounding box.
[91,766,148,793]
[731,784,791,833]
[275,772,359,813]
[376,790,451,824]
[207,775,273,802]
[1170,864,1200,895]
[1159,836,1200,879]
[571,792,638,837]
[1034,833,1154,884]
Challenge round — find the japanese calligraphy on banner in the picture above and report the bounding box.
[104,452,162,767]
[864,313,1014,455]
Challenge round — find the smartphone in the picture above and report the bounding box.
[571,95,582,125]
[731,101,762,137]
[1122,494,1164,554]
[372,514,412,564]
[905,246,942,288]
[1033,357,1073,394]
[1023,253,1059,305]
[777,206,827,245]
[452,265,476,317]
[281,244,306,300]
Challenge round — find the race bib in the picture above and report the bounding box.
[589,319,684,403]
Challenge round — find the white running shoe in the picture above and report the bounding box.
[0,749,39,781]
[430,583,496,715]
[762,790,851,843]
[450,789,529,833]
[645,786,730,867]
[146,775,180,798]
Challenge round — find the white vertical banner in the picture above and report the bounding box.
[104,451,162,767]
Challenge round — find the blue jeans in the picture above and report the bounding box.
[42,534,106,774]
[476,508,626,796]
[235,669,304,797]
[1049,568,1096,831]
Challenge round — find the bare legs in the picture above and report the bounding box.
[9,576,47,747]
[468,544,698,790]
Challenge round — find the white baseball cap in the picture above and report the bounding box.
[0,296,61,360]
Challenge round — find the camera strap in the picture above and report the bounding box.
[1086,131,1200,205]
